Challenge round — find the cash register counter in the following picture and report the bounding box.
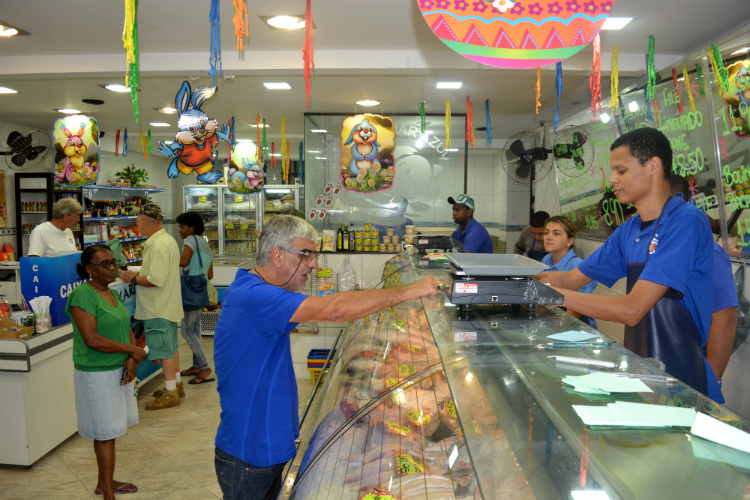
[0,323,77,466]
[280,253,750,500]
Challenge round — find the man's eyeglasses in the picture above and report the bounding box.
[280,247,318,263]
[89,259,118,269]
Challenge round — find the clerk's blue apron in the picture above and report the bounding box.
[624,217,707,394]
[527,239,548,262]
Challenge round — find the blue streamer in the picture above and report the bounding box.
[299,141,304,183]
[209,0,222,87]
[123,129,129,157]
[484,99,492,147]
[231,116,236,147]
[644,88,653,122]
[554,62,563,132]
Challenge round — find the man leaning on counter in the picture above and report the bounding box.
[27,197,82,257]
[535,127,716,397]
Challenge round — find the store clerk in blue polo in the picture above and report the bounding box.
[448,194,493,253]
[537,128,715,396]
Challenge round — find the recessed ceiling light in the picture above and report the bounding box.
[159,107,177,114]
[104,84,131,93]
[149,122,171,127]
[250,123,271,128]
[0,86,18,94]
[266,15,305,30]
[356,99,380,106]
[263,82,291,90]
[310,129,327,133]
[731,46,750,55]
[57,108,81,114]
[436,82,462,89]
[601,17,632,30]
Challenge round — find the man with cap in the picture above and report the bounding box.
[120,203,184,410]
[448,194,493,253]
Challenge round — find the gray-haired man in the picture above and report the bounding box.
[27,197,82,257]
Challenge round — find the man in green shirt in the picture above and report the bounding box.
[120,203,184,409]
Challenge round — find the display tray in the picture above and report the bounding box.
[448,253,548,276]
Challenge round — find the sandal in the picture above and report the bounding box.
[189,376,216,385]
[180,367,200,377]
[94,481,138,495]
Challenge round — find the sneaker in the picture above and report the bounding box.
[152,382,185,399]
[146,389,180,410]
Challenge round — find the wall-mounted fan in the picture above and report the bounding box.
[0,128,52,170]
[501,129,554,184]
[553,125,595,178]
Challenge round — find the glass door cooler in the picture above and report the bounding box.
[183,185,220,255]
[222,188,261,256]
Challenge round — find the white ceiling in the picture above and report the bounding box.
[1,0,749,150]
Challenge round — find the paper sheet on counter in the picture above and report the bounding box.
[563,373,653,394]
[573,401,696,427]
[547,331,602,342]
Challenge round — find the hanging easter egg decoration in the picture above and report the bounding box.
[227,140,265,194]
[416,0,615,69]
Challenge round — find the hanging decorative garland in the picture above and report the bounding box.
[485,99,492,147]
[609,47,619,114]
[115,130,121,157]
[647,36,656,102]
[535,67,542,115]
[445,99,451,149]
[123,0,140,123]
[589,33,602,122]
[466,96,475,149]
[123,129,129,157]
[209,0,222,87]
[233,0,249,53]
[554,62,563,132]
[303,0,314,105]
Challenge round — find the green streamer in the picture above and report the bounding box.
[418,101,426,134]
[647,35,656,101]
[129,0,140,123]
[147,129,152,153]
[695,64,705,96]
[262,118,267,156]
[712,44,729,95]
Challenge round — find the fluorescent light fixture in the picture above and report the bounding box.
[266,15,305,30]
[149,122,171,127]
[163,141,173,145]
[600,113,611,123]
[250,123,271,128]
[269,153,282,157]
[263,82,291,90]
[266,188,291,193]
[446,148,459,152]
[601,17,632,30]
[310,129,327,133]
[0,86,18,94]
[57,108,81,114]
[570,490,611,500]
[356,99,380,106]
[0,27,18,37]
[628,101,639,112]
[731,46,750,55]
[104,84,130,93]
[307,150,321,154]
[315,156,327,160]
[436,82,462,89]
[159,107,177,114]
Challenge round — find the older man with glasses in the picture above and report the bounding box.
[212,215,443,500]
[27,197,82,257]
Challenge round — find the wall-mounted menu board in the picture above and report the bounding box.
[555,36,750,260]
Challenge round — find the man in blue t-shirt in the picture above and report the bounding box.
[537,128,714,396]
[213,215,442,500]
[448,194,493,253]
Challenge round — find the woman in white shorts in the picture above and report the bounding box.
[66,245,147,500]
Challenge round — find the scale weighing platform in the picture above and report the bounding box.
[444,254,564,310]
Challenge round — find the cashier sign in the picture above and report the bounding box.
[455,282,478,294]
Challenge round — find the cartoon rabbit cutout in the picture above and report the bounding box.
[59,123,94,183]
[158,80,230,183]
[344,119,380,175]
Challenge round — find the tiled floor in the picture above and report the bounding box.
[0,336,315,500]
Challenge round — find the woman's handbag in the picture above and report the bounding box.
[181,236,209,311]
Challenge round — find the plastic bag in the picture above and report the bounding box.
[733,264,750,352]
[208,280,219,306]
[338,255,358,292]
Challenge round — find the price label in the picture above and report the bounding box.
[385,421,412,436]
[406,408,431,427]
[385,378,399,387]
[395,453,425,475]
[360,489,398,500]
[317,268,332,278]
[391,319,408,332]
[241,224,248,229]
[397,364,416,377]
[226,224,234,229]
[234,195,243,202]
[198,196,207,203]
[404,344,422,352]
[444,400,457,419]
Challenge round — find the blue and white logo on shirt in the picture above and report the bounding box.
[649,234,659,255]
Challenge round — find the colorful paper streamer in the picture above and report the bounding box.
[672,68,683,113]
[683,66,696,112]
[303,0,314,106]
[589,33,602,122]
[299,141,304,183]
[209,0,222,87]
[418,101,426,135]
[466,96,475,149]
[647,36,656,101]
[115,130,120,157]
[123,129,129,157]
[233,0,249,52]
[535,67,542,116]
[485,99,492,147]
[445,99,451,149]
[554,62,563,132]
[609,47,619,114]
[123,0,140,123]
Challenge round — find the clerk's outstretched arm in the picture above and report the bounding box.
[557,279,668,327]
[535,268,592,291]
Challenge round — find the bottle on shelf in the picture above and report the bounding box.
[343,224,350,252]
[349,225,356,252]
[336,223,344,252]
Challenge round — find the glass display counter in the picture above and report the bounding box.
[280,253,750,500]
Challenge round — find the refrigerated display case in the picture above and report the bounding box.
[263,184,303,219]
[281,253,750,500]
[183,185,261,256]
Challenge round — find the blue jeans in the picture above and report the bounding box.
[181,309,209,370]
[215,447,285,500]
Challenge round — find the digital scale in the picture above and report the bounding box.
[415,234,454,253]
[444,254,564,311]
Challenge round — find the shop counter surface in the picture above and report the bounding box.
[279,252,750,500]
[0,322,77,466]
